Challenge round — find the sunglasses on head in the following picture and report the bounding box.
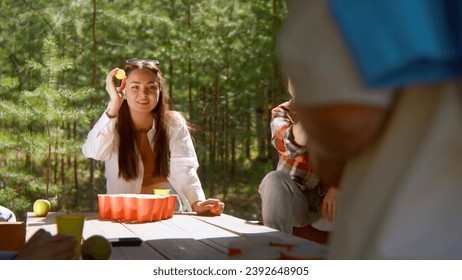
[125,59,160,65]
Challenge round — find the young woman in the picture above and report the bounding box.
[82,59,224,215]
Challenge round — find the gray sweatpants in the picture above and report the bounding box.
[258,170,321,234]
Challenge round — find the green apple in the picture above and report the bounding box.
[33,199,51,217]
[81,235,112,260]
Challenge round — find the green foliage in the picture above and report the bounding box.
[12,37,83,197]
[0,187,30,221]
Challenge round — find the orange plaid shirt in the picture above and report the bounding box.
[271,99,321,192]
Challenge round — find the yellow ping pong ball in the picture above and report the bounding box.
[115,69,125,80]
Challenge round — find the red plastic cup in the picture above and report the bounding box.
[152,196,167,221]
[123,194,138,222]
[136,195,156,223]
[166,194,178,219]
[160,196,170,220]
[150,195,166,222]
[97,194,111,220]
[109,195,124,220]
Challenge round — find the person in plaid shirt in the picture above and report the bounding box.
[259,81,338,235]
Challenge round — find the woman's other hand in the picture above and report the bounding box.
[191,198,225,216]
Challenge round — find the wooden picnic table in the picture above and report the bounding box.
[26,212,327,260]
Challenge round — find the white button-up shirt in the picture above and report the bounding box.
[82,111,206,211]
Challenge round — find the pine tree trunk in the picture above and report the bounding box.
[88,0,98,211]
[187,4,193,117]
[245,107,251,159]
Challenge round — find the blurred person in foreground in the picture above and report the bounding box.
[279,0,462,259]
[259,80,337,244]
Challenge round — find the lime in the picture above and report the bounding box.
[115,69,125,80]
[81,235,112,260]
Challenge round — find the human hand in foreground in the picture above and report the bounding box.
[191,198,225,216]
[320,186,338,223]
[14,229,77,260]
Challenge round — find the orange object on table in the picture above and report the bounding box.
[0,222,26,251]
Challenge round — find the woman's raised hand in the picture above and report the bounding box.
[105,68,126,118]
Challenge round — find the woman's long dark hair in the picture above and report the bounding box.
[116,60,170,181]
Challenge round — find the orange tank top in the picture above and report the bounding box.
[136,131,168,191]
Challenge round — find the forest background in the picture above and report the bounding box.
[0,0,289,221]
